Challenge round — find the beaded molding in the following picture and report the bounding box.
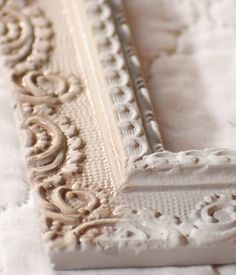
[86,0,164,162]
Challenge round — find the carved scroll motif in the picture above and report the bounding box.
[0,0,118,255]
[0,0,84,184]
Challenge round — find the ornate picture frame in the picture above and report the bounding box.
[1,0,236,269]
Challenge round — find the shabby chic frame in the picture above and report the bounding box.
[1,0,236,269]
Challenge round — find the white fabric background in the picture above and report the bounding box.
[124,0,236,152]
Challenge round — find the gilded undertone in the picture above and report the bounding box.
[1,0,236,269]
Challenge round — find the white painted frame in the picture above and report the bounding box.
[82,0,236,190]
[1,0,236,269]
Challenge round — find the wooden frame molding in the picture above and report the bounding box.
[1,0,236,269]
